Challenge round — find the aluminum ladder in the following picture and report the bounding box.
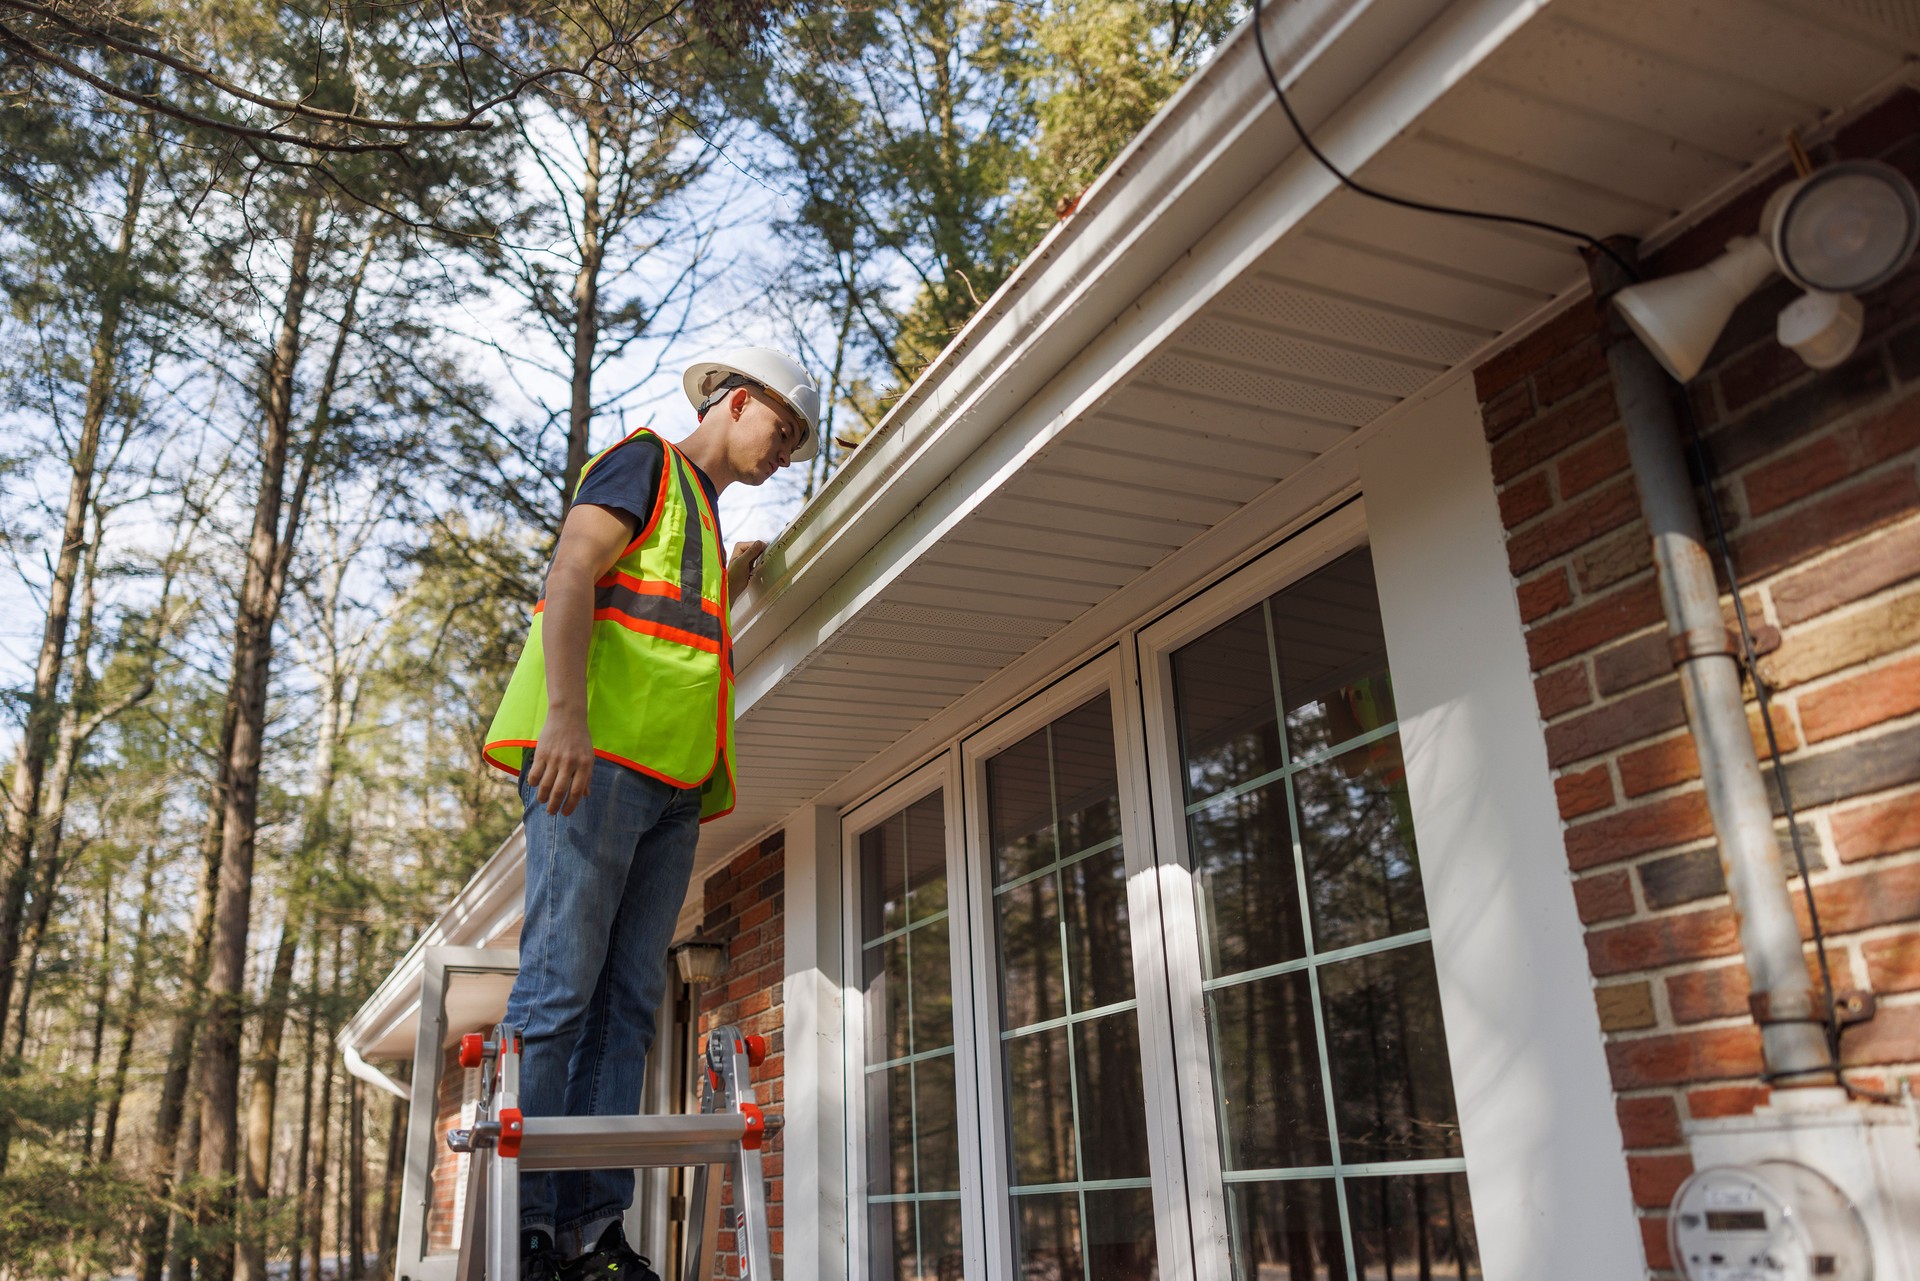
[447,1022,777,1281]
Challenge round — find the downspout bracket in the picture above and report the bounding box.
[1748,988,1876,1028]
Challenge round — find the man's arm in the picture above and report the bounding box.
[526,503,637,817]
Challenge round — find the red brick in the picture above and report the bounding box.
[1566,790,1715,872]
[1574,869,1636,923]
[1545,682,1686,770]
[1619,733,1700,798]
[1507,477,1640,576]
[1837,1002,1920,1067]
[1573,524,1653,593]
[1733,468,1920,582]
[1499,471,1554,529]
[1799,861,1920,935]
[1535,664,1593,719]
[1559,427,1631,498]
[1720,336,1813,414]
[1475,301,1605,402]
[1798,652,1920,743]
[1536,337,1609,408]
[1597,982,1658,1032]
[1557,764,1615,820]
[1687,1084,1770,1119]
[1517,566,1571,622]
[1771,518,1920,626]
[1527,578,1665,670]
[1593,629,1670,697]
[1641,1215,1675,1272]
[1628,1153,1694,1208]
[1830,789,1920,862]
[1481,380,1535,441]
[1491,383,1618,484]
[739,899,776,930]
[1587,904,1740,976]
[1616,1095,1683,1149]
[1667,964,1751,1024]
[1744,434,1852,518]
[1758,585,1920,689]
[1606,1025,1764,1088]
[1859,388,1920,464]
[1863,930,1920,992]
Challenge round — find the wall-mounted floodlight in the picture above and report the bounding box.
[1615,160,1919,382]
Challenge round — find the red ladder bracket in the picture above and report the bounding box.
[459,1032,485,1069]
[498,1107,524,1159]
[740,1103,766,1150]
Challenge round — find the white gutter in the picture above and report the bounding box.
[729,0,1551,712]
[343,1041,412,1103]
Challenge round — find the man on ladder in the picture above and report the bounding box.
[481,349,822,1281]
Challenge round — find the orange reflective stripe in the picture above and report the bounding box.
[599,568,680,598]
[592,608,722,654]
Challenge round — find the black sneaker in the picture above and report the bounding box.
[564,1222,661,1281]
[522,1229,566,1281]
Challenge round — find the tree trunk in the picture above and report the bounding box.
[101,846,160,1165]
[308,930,342,1281]
[0,153,149,1034]
[196,197,326,1281]
[564,121,606,515]
[347,1075,366,1279]
[374,1075,406,1279]
[290,947,318,1281]
[169,1051,206,1281]
[82,878,114,1160]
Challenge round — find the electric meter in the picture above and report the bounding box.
[1670,1160,1872,1281]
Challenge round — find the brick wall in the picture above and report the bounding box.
[426,1043,476,1255]
[698,829,787,1280]
[1475,89,1920,1278]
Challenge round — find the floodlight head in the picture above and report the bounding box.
[1614,236,1777,383]
[1776,290,1865,370]
[1765,159,1919,293]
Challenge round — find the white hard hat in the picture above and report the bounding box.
[683,347,822,463]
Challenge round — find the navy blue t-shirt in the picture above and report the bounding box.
[573,434,721,547]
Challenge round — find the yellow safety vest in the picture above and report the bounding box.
[483,428,736,822]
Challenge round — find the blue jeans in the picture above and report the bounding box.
[506,755,701,1254]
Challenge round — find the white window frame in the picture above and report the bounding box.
[1131,500,1473,1281]
[838,750,989,1281]
[956,652,1194,1281]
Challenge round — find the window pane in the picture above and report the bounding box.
[864,936,911,1065]
[1063,845,1134,1010]
[910,923,954,1055]
[1014,1193,1082,1281]
[1005,1026,1077,1186]
[1228,1180,1346,1281]
[1294,734,1425,953]
[996,872,1065,1031]
[1346,1174,1480,1280]
[1084,1187,1157,1281]
[1210,972,1332,1170]
[1189,783,1306,979]
[1319,944,1462,1163]
[905,792,949,921]
[866,1064,915,1196]
[1072,1013,1149,1181]
[869,1203,915,1281]
[988,728,1056,884]
[863,818,909,942]
[1053,696,1122,857]
[1171,605,1282,804]
[918,1199,966,1281]
[914,1053,962,1194]
[1270,550,1395,760]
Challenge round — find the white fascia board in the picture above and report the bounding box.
[338,825,527,1056]
[731,0,1549,711]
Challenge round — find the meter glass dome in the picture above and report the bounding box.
[1776,160,1920,293]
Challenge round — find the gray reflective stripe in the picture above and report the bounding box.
[592,580,721,643]
[672,457,707,603]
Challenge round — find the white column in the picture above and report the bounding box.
[1359,375,1643,1281]
[781,804,847,1281]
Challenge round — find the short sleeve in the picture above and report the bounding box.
[573,435,666,533]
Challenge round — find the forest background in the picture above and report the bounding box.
[0,1,1238,1277]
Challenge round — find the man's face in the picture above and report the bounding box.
[725,386,807,484]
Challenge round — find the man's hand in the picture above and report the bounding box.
[728,539,768,604]
[526,707,595,817]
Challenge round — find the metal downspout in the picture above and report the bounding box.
[1600,308,1837,1090]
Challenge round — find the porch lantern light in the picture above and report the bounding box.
[1614,159,1919,382]
[672,939,728,985]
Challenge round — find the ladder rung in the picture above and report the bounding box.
[514,1114,750,1172]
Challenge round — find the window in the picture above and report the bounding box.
[982,693,1155,1281]
[1165,547,1480,1279]
[856,790,966,1281]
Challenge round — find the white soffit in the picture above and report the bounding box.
[701,0,1918,864]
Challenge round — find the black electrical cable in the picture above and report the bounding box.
[1248,0,1639,283]
[1247,0,1890,1100]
